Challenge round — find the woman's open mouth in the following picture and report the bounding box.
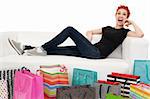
[118,19,123,22]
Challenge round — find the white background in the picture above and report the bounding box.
[0,0,150,57]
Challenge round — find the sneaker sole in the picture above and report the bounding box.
[8,38,22,55]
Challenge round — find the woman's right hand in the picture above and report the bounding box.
[86,31,93,42]
[86,28,102,42]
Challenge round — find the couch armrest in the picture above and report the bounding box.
[122,37,149,73]
[0,32,18,57]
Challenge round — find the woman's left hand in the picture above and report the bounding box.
[126,19,144,38]
[124,19,134,27]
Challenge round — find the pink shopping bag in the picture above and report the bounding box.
[13,70,44,99]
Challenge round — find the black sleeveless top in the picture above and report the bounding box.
[94,26,130,58]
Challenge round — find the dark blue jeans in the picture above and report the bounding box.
[42,26,101,59]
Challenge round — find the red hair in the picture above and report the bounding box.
[116,5,130,18]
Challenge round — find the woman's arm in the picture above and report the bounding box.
[86,28,102,41]
[125,20,144,38]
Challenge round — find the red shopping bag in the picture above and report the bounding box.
[98,80,120,85]
[13,70,44,99]
[107,72,140,97]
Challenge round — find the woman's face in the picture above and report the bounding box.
[115,9,128,27]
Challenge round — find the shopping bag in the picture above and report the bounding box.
[56,85,96,99]
[72,68,97,85]
[107,72,140,97]
[38,64,69,99]
[130,83,150,99]
[133,60,150,84]
[0,69,15,99]
[106,93,126,99]
[130,91,144,99]
[92,80,121,99]
[0,80,8,99]
[0,67,28,99]
[6,69,16,99]
[0,71,8,99]
[13,70,44,99]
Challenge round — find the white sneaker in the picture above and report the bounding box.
[8,38,24,55]
[24,47,47,56]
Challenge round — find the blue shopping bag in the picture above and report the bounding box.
[133,60,150,84]
[72,68,97,85]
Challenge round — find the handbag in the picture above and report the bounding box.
[133,60,150,84]
[107,72,140,97]
[72,68,97,85]
[93,80,121,99]
[38,64,69,99]
[13,70,44,99]
[56,85,96,99]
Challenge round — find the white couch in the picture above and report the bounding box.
[0,31,149,83]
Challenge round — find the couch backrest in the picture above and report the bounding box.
[1,32,122,58]
[0,32,18,57]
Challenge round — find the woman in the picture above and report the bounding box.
[9,5,144,59]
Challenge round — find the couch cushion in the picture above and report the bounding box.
[1,55,129,82]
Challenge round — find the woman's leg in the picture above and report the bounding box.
[46,46,81,57]
[42,26,101,59]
